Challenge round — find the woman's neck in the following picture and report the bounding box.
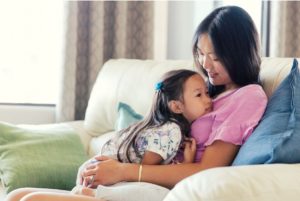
[214,84,239,99]
[225,83,239,91]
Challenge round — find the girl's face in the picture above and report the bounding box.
[180,74,212,123]
[196,34,237,91]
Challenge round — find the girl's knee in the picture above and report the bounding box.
[5,188,46,201]
[5,188,34,201]
[20,192,45,201]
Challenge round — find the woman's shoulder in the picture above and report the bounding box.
[229,84,267,102]
[213,84,267,115]
[214,84,267,104]
[236,84,266,96]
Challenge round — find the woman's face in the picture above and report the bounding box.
[196,34,237,90]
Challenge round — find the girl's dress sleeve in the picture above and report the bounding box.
[143,123,182,164]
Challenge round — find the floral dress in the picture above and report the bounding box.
[101,122,182,164]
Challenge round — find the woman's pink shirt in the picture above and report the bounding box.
[190,84,267,162]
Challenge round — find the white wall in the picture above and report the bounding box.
[0,104,55,124]
[167,1,214,60]
[0,1,244,125]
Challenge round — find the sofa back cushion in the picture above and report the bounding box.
[232,58,300,165]
[260,57,297,97]
[84,57,298,137]
[84,59,193,136]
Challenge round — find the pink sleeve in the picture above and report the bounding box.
[205,86,267,146]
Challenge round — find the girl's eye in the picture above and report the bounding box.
[196,93,202,97]
[212,58,219,62]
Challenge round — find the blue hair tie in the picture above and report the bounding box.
[155,82,163,91]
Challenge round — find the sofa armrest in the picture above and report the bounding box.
[64,120,91,153]
[164,164,300,201]
[65,121,116,157]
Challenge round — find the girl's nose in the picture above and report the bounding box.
[205,95,212,106]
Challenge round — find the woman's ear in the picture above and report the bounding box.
[168,100,183,114]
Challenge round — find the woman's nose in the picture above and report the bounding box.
[202,56,213,70]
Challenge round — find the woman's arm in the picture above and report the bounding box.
[83,140,239,188]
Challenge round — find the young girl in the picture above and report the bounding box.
[100,69,212,164]
[5,69,212,201]
[73,69,212,197]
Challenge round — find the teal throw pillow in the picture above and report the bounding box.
[233,58,300,165]
[0,122,88,193]
[115,102,143,131]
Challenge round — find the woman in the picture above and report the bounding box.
[80,5,267,189]
[5,5,267,201]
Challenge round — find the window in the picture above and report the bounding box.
[0,1,65,104]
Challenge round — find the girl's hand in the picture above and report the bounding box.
[183,138,197,163]
[76,158,96,185]
[82,156,125,187]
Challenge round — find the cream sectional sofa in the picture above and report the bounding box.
[1,57,300,201]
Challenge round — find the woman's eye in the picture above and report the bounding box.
[196,93,202,97]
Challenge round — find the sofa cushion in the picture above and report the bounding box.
[233,59,300,165]
[0,122,88,193]
[115,102,143,131]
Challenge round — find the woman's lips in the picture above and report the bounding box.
[208,73,217,78]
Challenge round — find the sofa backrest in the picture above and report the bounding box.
[84,59,194,136]
[260,57,296,97]
[84,57,297,137]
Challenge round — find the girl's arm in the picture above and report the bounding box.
[142,151,163,165]
[84,140,239,189]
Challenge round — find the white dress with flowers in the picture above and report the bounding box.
[101,122,182,164]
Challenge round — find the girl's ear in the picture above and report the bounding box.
[168,100,183,114]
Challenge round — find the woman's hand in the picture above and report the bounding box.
[71,185,96,197]
[182,138,197,163]
[82,156,125,187]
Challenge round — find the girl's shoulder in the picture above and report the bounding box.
[142,122,181,135]
[157,122,181,132]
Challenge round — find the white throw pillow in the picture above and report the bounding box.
[164,164,300,201]
[96,182,170,201]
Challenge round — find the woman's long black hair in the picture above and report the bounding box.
[110,69,198,163]
[192,6,261,97]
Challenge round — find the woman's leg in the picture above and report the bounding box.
[20,192,104,201]
[5,188,69,201]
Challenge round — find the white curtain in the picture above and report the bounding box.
[56,1,154,122]
[269,1,300,57]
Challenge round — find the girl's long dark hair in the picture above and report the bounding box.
[192,6,261,97]
[113,69,198,163]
